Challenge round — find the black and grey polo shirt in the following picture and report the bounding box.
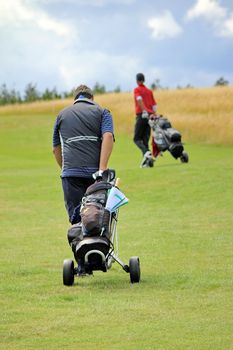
[53,96,114,178]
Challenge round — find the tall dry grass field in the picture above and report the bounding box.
[0,86,232,145]
[96,87,233,145]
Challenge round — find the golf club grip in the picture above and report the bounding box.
[115,178,120,187]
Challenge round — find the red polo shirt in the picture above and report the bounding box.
[134,84,157,114]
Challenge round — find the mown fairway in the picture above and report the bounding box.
[0,97,233,349]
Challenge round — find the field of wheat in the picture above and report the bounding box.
[0,86,232,146]
[97,87,233,145]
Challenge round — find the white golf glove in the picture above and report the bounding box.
[92,170,104,180]
[142,110,149,119]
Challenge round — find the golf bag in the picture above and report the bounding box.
[67,181,112,250]
[80,181,112,238]
[149,115,188,162]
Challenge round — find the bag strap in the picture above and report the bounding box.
[85,181,112,196]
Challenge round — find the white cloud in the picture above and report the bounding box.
[186,0,226,21]
[186,0,233,37]
[58,51,142,90]
[34,0,135,5]
[76,0,135,4]
[0,0,72,37]
[0,0,78,92]
[0,0,141,93]
[148,11,182,40]
[219,13,233,37]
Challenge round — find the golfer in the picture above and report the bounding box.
[53,84,114,225]
[133,73,158,168]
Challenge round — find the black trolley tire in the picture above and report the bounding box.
[180,151,189,163]
[129,256,140,283]
[63,259,74,286]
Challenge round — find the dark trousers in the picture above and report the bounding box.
[133,114,151,155]
[61,177,95,224]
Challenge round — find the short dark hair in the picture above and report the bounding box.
[136,73,145,82]
[73,85,93,100]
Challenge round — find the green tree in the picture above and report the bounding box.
[93,82,106,94]
[51,87,61,99]
[41,87,61,101]
[42,88,53,100]
[63,88,74,99]
[114,85,121,93]
[24,83,40,102]
[0,84,22,105]
[151,79,162,90]
[0,84,10,105]
[9,88,21,104]
[214,77,229,87]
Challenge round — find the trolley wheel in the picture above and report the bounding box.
[63,259,74,286]
[148,159,154,167]
[180,151,189,163]
[129,256,140,283]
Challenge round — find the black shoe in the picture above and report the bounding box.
[148,158,154,167]
[140,151,154,168]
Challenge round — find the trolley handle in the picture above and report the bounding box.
[115,178,120,187]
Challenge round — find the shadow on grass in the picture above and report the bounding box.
[155,162,184,169]
[63,271,192,292]
[72,272,132,290]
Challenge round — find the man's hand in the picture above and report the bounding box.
[142,110,149,119]
[92,170,104,180]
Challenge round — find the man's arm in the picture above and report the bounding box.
[151,90,157,114]
[52,117,62,168]
[53,145,62,168]
[136,96,146,111]
[99,132,114,170]
[98,109,114,171]
[134,87,147,113]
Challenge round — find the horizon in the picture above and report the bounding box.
[1,77,232,99]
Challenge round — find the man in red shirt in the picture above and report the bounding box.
[133,73,158,167]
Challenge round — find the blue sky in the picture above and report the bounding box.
[0,0,233,93]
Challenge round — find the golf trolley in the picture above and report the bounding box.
[63,169,140,286]
[149,115,189,163]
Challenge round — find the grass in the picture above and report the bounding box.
[0,95,233,349]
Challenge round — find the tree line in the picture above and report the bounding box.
[0,77,229,106]
[0,82,119,106]
[150,77,229,90]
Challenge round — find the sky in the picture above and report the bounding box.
[0,0,233,93]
